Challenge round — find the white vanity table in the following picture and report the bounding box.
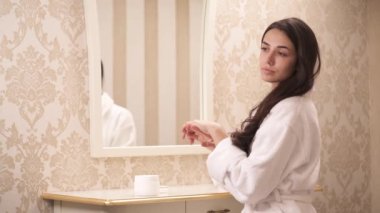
[42,184,243,213]
[42,184,322,212]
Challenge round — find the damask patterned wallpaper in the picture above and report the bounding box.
[0,0,210,212]
[0,0,375,212]
[368,0,380,212]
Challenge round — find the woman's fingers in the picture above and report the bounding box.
[182,125,197,144]
[201,141,216,151]
[182,122,213,145]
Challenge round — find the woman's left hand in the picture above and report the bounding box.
[182,120,227,150]
[182,122,213,143]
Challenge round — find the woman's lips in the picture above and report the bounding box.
[261,67,275,75]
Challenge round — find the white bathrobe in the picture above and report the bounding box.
[207,95,320,213]
[102,93,137,147]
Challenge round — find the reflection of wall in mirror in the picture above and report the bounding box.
[96,0,204,146]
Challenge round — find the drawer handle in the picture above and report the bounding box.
[207,209,230,213]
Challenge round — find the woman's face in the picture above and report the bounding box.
[259,28,297,87]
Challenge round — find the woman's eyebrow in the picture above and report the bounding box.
[261,41,290,50]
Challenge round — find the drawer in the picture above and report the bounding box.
[186,197,243,213]
[57,201,185,213]
[109,202,185,213]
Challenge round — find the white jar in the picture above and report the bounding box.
[134,175,160,196]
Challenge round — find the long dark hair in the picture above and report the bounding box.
[231,17,321,155]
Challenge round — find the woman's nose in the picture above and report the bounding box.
[266,52,275,66]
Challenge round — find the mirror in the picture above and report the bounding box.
[85,0,217,156]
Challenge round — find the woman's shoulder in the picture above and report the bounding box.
[269,95,317,123]
[113,104,134,119]
[272,95,315,112]
[257,95,320,143]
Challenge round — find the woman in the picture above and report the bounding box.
[182,17,321,213]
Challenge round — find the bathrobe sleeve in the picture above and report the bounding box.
[102,92,137,147]
[207,99,309,207]
[110,109,137,147]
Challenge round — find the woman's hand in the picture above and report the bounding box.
[182,120,228,150]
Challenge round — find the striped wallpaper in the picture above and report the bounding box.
[97,0,204,146]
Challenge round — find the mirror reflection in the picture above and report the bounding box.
[101,61,137,147]
[96,0,205,147]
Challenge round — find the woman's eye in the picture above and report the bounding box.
[278,52,288,57]
[261,47,268,51]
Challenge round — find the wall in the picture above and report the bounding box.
[368,0,380,212]
[211,0,371,212]
[0,1,210,212]
[0,0,374,212]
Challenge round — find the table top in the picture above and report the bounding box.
[41,184,232,206]
[42,184,323,206]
